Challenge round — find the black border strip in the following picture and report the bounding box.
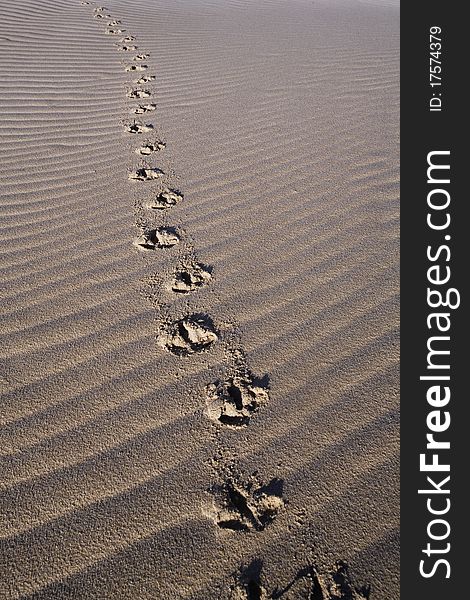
[401,2,465,598]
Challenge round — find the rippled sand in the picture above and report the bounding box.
[0,0,399,598]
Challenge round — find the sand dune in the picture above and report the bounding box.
[0,0,399,598]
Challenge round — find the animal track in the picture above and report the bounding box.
[231,560,267,600]
[128,89,151,99]
[134,103,157,114]
[206,372,268,427]
[144,187,183,210]
[274,562,371,600]
[213,476,284,532]
[85,4,292,574]
[128,167,163,181]
[170,260,212,292]
[311,561,371,600]
[231,561,371,599]
[126,121,154,133]
[135,141,166,155]
[134,227,180,251]
[125,64,148,72]
[136,75,155,84]
[158,314,218,356]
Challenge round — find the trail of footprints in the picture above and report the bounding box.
[83,0,272,495]
[81,3,371,596]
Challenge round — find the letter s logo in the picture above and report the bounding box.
[419,559,451,579]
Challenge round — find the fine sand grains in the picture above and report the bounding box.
[0,0,398,597]
[87,0,283,543]
[75,4,376,598]
[86,0,282,552]
[45,3,373,597]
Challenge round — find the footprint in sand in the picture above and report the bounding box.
[136,75,155,84]
[158,314,218,356]
[231,561,371,599]
[279,562,370,600]
[94,13,104,18]
[144,187,183,210]
[134,227,180,251]
[118,45,137,51]
[94,6,108,11]
[319,561,371,600]
[133,103,157,114]
[128,89,151,99]
[135,141,166,155]
[121,35,136,42]
[125,64,148,72]
[106,29,125,35]
[206,372,269,427]
[128,167,163,181]
[231,560,267,600]
[108,20,121,26]
[126,121,154,133]
[170,260,212,293]
[213,475,284,532]
[133,54,150,61]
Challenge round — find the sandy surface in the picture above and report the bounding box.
[0,0,399,598]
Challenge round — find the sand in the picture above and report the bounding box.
[0,0,399,598]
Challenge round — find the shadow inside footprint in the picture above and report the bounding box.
[136,75,155,84]
[171,260,212,293]
[136,141,166,155]
[159,314,218,356]
[135,142,166,156]
[327,562,371,600]
[232,560,267,600]
[125,64,148,72]
[134,227,180,251]
[269,566,322,600]
[128,167,163,181]
[134,103,157,114]
[214,476,284,532]
[206,372,269,427]
[126,121,153,133]
[274,562,371,600]
[230,561,371,600]
[128,89,151,99]
[145,187,183,210]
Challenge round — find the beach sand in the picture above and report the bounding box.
[0,0,399,597]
